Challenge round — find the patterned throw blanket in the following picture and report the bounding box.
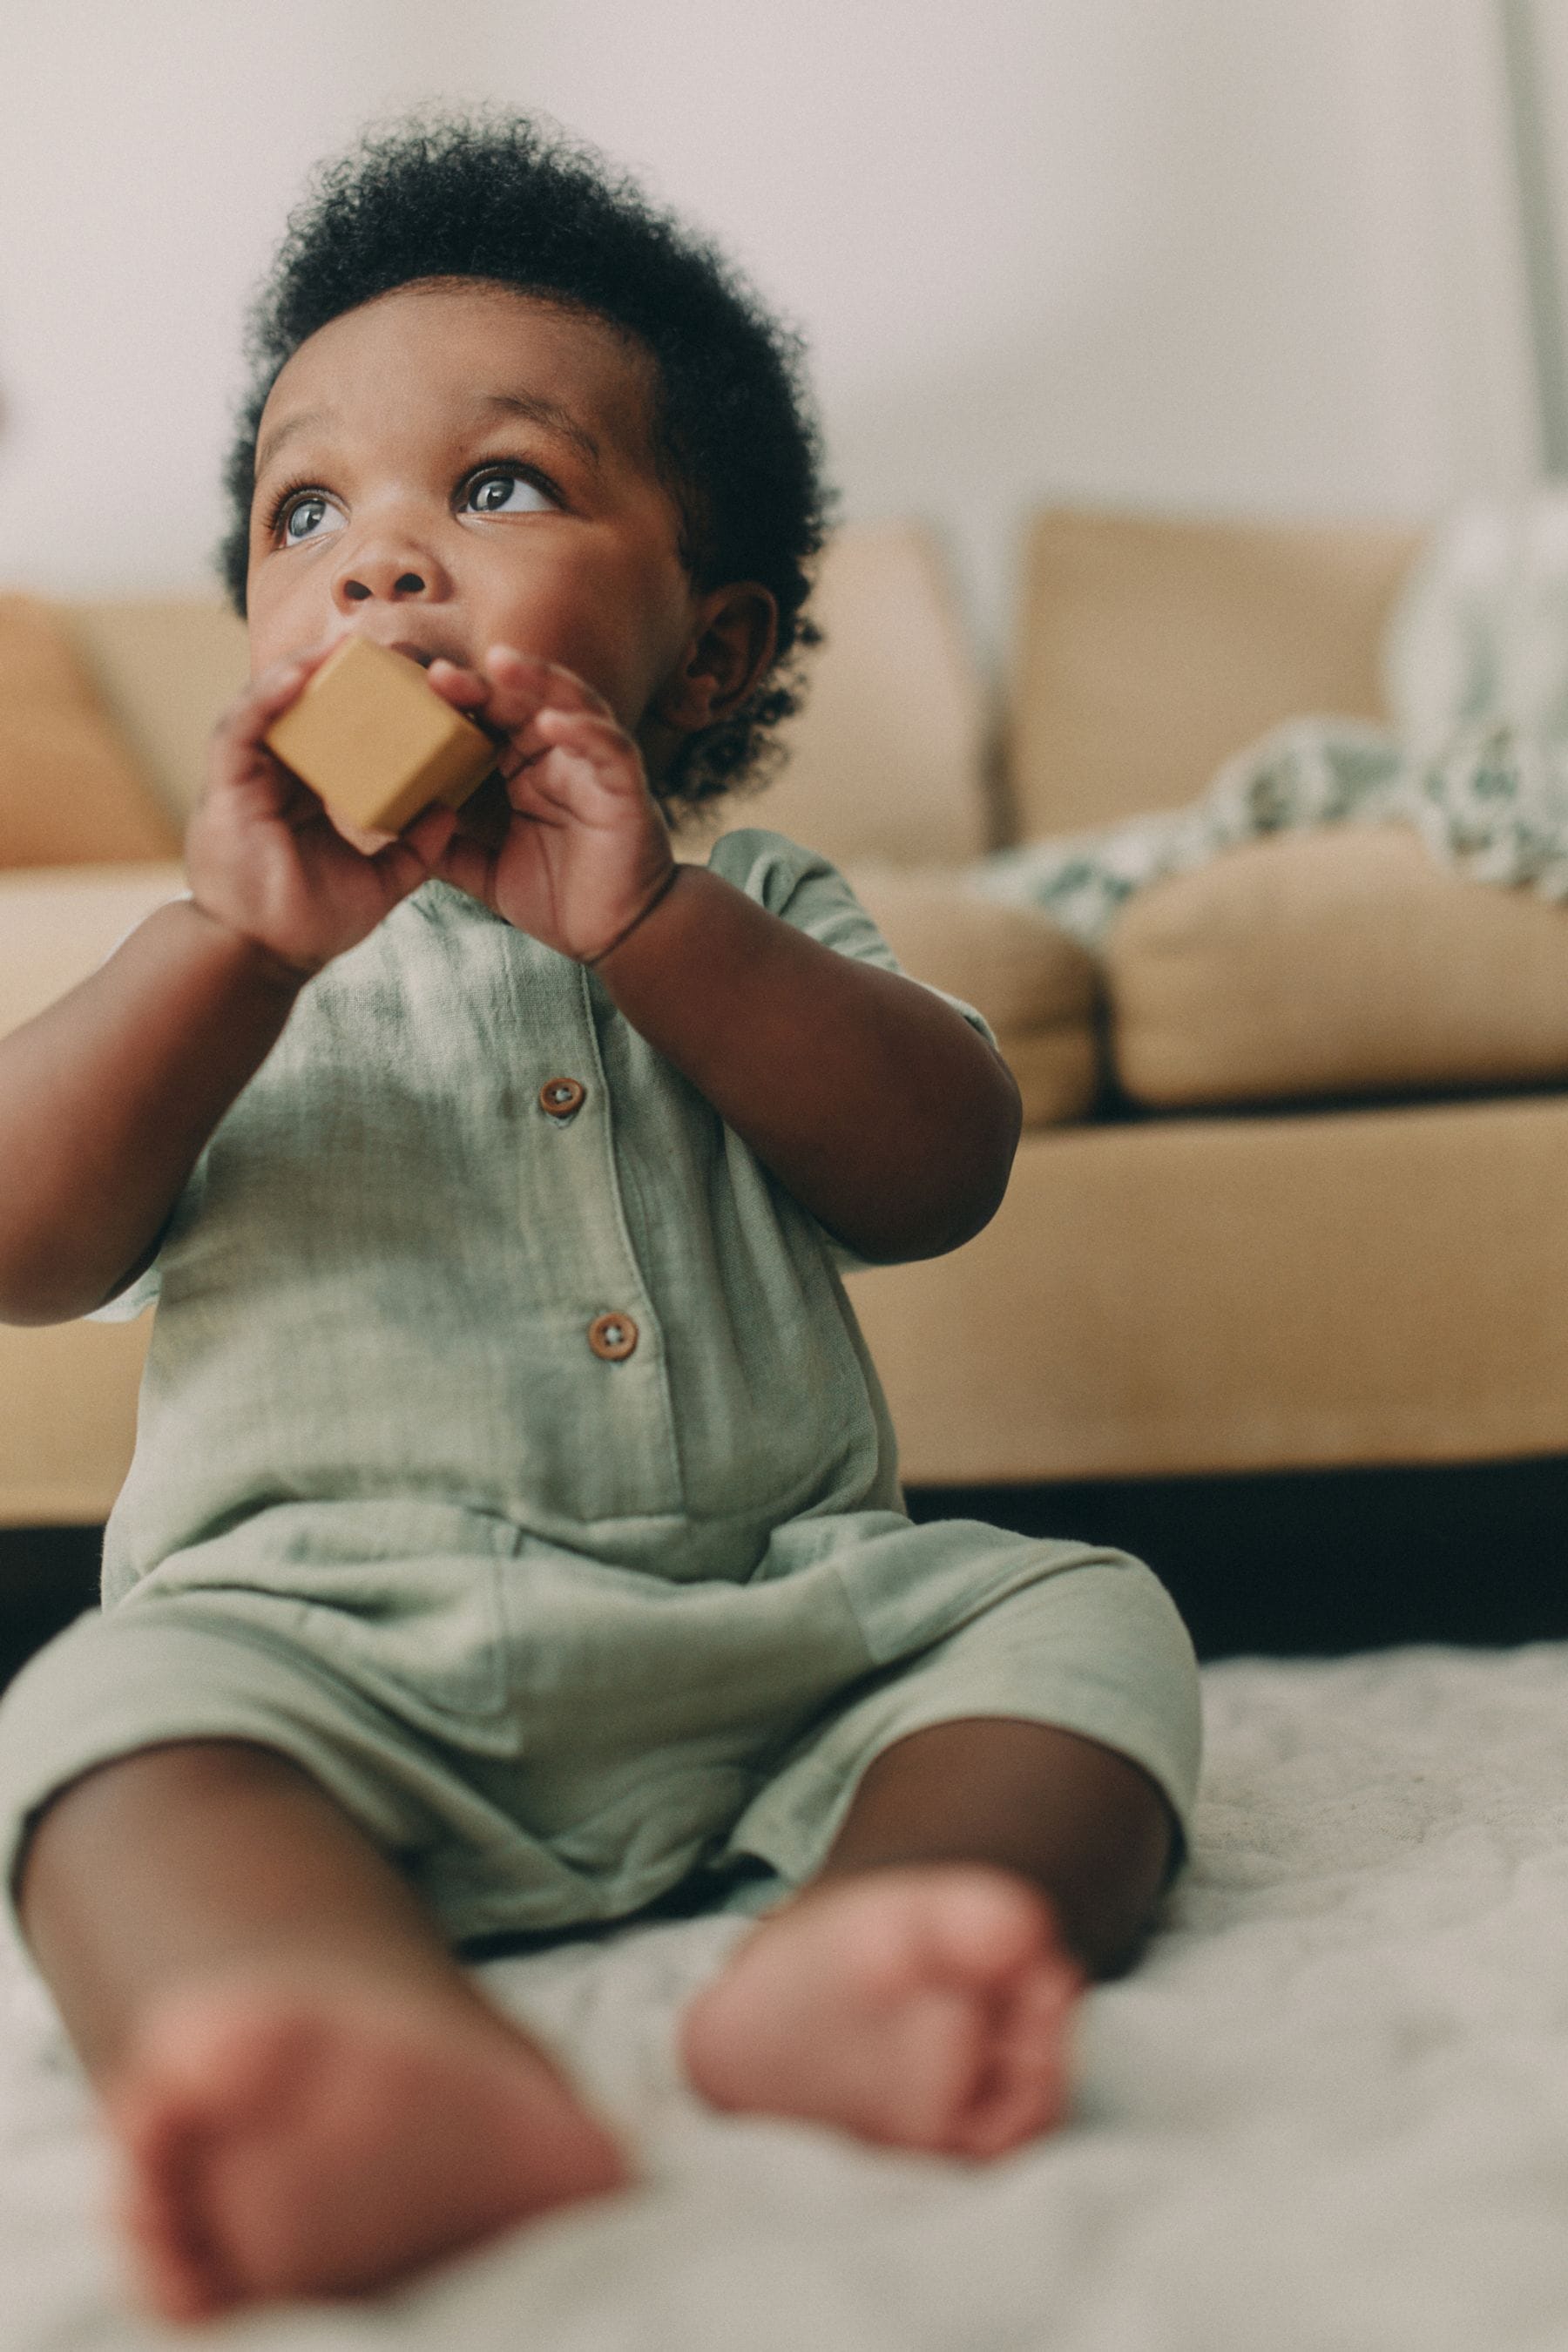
[966,492,1568,946]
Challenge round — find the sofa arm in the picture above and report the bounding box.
[0,865,180,1526]
[0,1314,147,1526]
[846,865,1103,1126]
[0,862,186,1039]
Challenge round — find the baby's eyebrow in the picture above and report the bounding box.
[251,390,604,486]
[472,392,601,472]
[255,405,331,479]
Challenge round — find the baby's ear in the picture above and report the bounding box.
[655,584,777,733]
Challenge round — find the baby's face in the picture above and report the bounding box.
[246,282,704,752]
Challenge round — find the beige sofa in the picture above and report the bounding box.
[7,509,1568,1533]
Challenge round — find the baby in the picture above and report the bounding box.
[0,117,1200,2322]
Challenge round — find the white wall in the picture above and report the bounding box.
[0,0,1544,663]
[0,0,490,599]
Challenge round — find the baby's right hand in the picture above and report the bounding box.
[186,652,460,977]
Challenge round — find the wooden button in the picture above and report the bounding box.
[538,1077,586,1118]
[587,1312,639,1361]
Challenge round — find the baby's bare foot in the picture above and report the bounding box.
[105,1974,628,2323]
[680,1864,1083,2159]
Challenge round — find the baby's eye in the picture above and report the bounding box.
[464,469,554,517]
[279,493,343,546]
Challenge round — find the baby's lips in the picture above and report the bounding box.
[386,637,470,672]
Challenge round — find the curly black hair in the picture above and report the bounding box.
[220,112,829,809]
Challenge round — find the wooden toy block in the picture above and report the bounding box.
[263,635,497,833]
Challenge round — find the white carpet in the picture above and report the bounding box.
[8,1646,1568,2351]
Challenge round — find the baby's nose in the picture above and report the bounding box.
[341,568,426,602]
[333,531,451,608]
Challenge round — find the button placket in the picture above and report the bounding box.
[550,956,683,1505]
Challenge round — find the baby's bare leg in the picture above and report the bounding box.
[681,1719,1173,2155]
[19,1740,625,2323]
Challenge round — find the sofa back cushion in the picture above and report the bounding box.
[0,598,184,863]
[1108,823,1568,1108]
[48,524,990,870]
[62,598,249,824]
[699,521,993,867]
[1007,510,1423,842]
[43,524,987,875]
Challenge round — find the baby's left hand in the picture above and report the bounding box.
[424,645,674,963]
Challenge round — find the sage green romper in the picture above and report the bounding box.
[0,831,1199,1939]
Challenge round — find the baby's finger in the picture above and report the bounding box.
[214,644,335,757]
[423,657,493,713]
[502,709,651,828]
[365,822,454,909]
[524,704,642,776]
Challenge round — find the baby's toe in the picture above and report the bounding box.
[944,1954,1080,2157]
[116,2124,237,2323]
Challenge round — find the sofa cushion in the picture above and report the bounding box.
[0,863,186,1038]
[0,598,183,864]
[848,866,1101,1126]
[1107,823,1568,1107]
[689,523,993,869]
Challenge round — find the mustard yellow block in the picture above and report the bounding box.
[264,637,497,833]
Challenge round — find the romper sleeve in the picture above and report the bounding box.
[85,1262,161,1322]
[701,828,1000,1270]
[702,828,997,1046]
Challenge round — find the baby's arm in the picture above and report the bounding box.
[430,648,1020,1264]
[0,654,458,1325]
[597,866,1020,1261]
[0,902,304,1324]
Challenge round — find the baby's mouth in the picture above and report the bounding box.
[378,637,472,673]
